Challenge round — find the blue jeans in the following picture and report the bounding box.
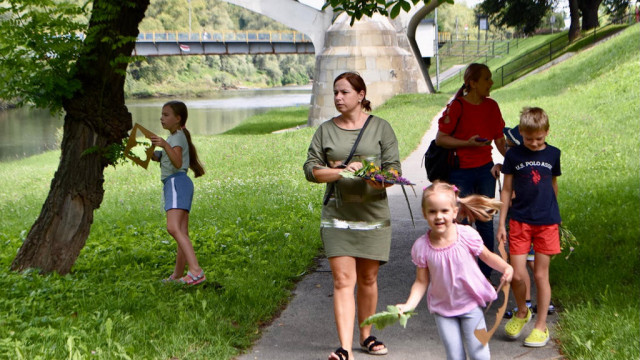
[449,162,496,278]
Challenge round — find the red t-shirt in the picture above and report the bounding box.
[438,97,504,169]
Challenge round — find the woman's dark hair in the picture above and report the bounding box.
[163,100,205,178]
[454,63,491,98]
[334,72,372,111]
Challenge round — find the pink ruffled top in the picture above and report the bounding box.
[411,224,497,317]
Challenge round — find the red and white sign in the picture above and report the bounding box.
[179,44,190,52]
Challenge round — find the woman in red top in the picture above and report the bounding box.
[435,63,507,279]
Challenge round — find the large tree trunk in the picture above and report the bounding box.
[11,0,149,275]
[568,0,582,41]
[579,0,603,30]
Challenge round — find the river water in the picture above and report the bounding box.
[0,86,312,162]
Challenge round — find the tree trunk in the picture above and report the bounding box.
[579,0,603,30]
[568,0,582,41]
[11,0,149,275]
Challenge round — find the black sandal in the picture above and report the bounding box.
[360,335,388,355]
[331,347,349,360]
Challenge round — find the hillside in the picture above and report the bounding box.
[489,23,639,359]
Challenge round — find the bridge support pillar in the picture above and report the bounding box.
[308,13,427,126]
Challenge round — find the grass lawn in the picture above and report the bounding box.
[490,24,640,359]
[437,23,632,94]
[0,24,637,359]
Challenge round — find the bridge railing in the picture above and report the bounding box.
[137,30,312,43]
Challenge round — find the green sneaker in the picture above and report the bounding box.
[504,308,532,339]
[524,327,550,347]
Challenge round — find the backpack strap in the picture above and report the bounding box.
[449,98,463,137]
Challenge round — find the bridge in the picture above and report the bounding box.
[133,30,314,56]
[134,0,444,126]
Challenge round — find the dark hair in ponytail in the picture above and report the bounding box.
[334,72,372,111]
[163,101,205,178]
[454,63,491,99]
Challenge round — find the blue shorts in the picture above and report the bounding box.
[162,172,193,212]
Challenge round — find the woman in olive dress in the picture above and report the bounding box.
[304,72,401,360]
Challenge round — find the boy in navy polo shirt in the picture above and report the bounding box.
[498,107,561,347]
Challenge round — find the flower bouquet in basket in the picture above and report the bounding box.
[340,160,417,226]
[340,161,414,185]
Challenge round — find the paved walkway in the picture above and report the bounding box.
[237,109,563,360]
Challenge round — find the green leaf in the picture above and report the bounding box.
[339,170,357,179]
[390,3,402,18]
[400,0,411,12]
[360,305,416,330]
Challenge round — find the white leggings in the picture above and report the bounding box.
[433,306,490,360]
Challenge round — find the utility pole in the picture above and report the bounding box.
[435,8,440,91]
[188,0,192,35]
[455,16,459,40]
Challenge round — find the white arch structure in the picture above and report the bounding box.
[222,0,441,126]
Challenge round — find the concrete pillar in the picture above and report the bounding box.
[308,13,428,126]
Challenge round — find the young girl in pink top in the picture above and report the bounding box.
[397,181,513,360]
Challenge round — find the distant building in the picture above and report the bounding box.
[415,18,437,58]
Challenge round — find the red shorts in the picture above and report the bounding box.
[508,219,560,255]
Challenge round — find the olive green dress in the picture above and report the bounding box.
[303,116,401,263]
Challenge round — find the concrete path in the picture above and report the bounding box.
[237,109,563,360]
[430,64,466,88]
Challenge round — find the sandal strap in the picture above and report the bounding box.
[188,270,204,280]
[180,270,205,284]
[362,335,384,351]
[334,347,348,360]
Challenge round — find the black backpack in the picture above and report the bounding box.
[423,98,463,182]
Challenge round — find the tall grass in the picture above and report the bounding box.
[0,24,637,359]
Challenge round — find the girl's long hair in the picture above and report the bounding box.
[163,101,205,178]
[454,63,491,99]
[422,181,501,223]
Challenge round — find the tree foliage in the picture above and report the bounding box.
[323,0,452,24]
[601,0,630,18]
[433,2,477,35]
[0,0,88,112]
[478,0,553,34]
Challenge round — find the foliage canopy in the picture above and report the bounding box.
[0,0,88,112]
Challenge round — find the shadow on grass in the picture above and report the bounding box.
[223,107,308,135]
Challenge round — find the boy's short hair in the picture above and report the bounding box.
[519,107,549,132]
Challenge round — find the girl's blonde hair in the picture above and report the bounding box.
[163,101,205,178]
[422,181,502,223]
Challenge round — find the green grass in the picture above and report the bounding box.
[437,33,567,91]
[0,23,638,359]
[222,106,309,135]
[437,23,632,94]
[0,86,447,358]
[491,23,640,359]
